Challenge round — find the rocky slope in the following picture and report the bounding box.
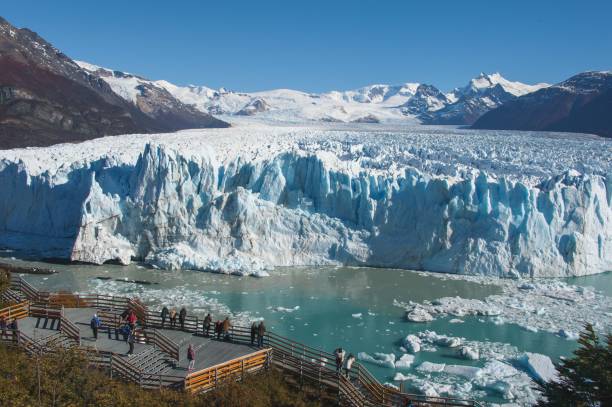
[0,16,227,149]
[472,71,612,138]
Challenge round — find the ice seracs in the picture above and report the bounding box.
[0,123,610,278]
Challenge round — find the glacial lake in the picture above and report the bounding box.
[3,256,610,404]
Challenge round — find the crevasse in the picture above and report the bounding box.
[0,143,610,277]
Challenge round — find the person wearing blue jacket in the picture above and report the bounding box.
[90,314,101,339]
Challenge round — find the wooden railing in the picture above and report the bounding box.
[184,348,272,394]
[59,311,81,346]
[136,328,180,362]
[87,350,185,389]
[0,300,30,321]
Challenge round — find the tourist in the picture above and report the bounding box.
[222,317,231,341]
[127,310,137,331]
[120,308,129,322]
[90,313,101,339]
[160,306,169,328]
[334,348,345,373]
[187,343,196,372]
[9,318,18,341]
[0,315,6,340]
[250,322,257,345]
[203,313,212,337]
[345,353,355,378]
[215,321,222,339]
[257,321,266,347]
[127,329,135,355]
[169,308,177,328]
[120,324,130,342]
[179,307,187,330]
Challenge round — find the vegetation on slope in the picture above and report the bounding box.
[0,344,323,407]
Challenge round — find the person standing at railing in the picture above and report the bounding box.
[127,310,137,332]
[90,313,101,339]
[179,307,187,330]
[257,321,266,347]
[203,313,212,337]
[334,348,346,373]
[160,306,169,328]
[215,320,222,339]
[169,308,177,328]
[187,343,196,372]
[345,353,355,378]
[222,317,231,341]
[250,322,258,345]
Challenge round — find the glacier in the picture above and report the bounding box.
[0,122,610,277]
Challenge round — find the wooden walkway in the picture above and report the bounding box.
[1,275,483,406]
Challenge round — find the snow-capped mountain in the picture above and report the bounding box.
[0,16,227,149]
[420,73,549,125]
[76,61,228,130]
[473,71,612,138]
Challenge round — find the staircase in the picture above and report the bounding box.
[129,347,177,388]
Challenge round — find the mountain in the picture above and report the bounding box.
[420,73,549,125]
[149,73,546,125]
[472,71,612,138]
[76,61,229,130]
[400,84,449,115]
[0,16,227,149]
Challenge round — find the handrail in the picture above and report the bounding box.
[185,348,272,394]
[0,300,30,321]
[60,309,81,346]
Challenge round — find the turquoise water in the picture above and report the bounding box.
[4,257,608,403]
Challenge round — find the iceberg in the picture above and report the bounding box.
[0,125,610,278]
[517,352,559,383]
[357,352,396,369]
[403,334,421,353]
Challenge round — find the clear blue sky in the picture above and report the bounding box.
[3,0,611,92]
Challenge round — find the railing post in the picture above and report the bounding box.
[110,354,114,379]
[214,367,218,388]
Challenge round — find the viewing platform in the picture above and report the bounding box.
[1,275,483,406]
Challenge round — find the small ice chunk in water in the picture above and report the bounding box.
[406,307,434,322]
[558,329,579,340]
[352,313,362,319]
[517,352,559,383]
[458,346,479,360]
[416,361,446,373]
[395,354,415,369]
[358,352,396,369]
[403,334,421,353]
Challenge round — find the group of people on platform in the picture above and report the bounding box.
[334,347,356,378]
[86,304,270,369]
[90,309,140,355]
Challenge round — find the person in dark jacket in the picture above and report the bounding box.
[127,330,135,355]
[160,306,169,328]
[203,313,212,337]
[179,307,187,330]
[90,314,101,339]
[257,321,266,347]
[215,321,222,340]
[250,322,258,345]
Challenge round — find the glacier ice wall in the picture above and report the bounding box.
[0,143,610,277]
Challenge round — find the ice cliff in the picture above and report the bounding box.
[0,126,610,277]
